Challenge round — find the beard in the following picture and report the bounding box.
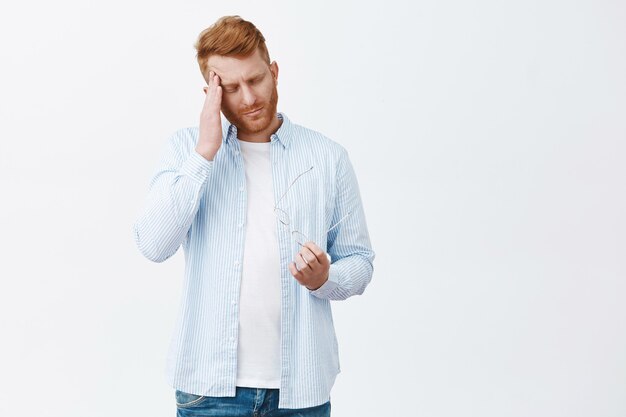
[221,83,279,136]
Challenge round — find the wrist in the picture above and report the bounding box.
[195,146,219,161]
[307,273,329,291]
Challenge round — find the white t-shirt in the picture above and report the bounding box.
[235,138,282,388]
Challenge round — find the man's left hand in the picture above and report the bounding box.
[289,242,330,291]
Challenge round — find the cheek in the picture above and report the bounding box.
[257,83,275,100]
[220,96,237,112]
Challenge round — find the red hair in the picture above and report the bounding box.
[195,16,271,82]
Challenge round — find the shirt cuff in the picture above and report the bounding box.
[180,150,214,184]
[309,264,340,298]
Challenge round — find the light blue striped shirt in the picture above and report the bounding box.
[133,112,375,409]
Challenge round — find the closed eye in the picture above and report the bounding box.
[223,74,265,93]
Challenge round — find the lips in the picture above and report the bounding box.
[243,107,263,116]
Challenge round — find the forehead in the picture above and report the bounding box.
[207,49,268,84]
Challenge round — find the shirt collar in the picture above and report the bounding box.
[222,112,292,149]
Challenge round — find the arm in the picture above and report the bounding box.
[133,132,213,263]
[133,70,223,263]
[309,147,375,300]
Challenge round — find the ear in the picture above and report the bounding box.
[270,61,279,85]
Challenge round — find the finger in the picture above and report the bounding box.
[212,82,222,104]
[295,253,311,272]
[288,262,304,281]
[299,246,319,266]
[211,71,222,96]
[203,72,222,111]
[208,70,221,87]
[303,242,327,264]
[207,71,220,92]
[203,71,214,99]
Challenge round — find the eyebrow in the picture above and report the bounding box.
[220,72,266,88]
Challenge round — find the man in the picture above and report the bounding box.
[133,15,375,416]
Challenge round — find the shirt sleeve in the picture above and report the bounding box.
[309,147,375,300]
[133,129,213,262]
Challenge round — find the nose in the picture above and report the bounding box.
[241,84,257,107]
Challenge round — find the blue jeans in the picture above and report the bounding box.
[175,387,331,417]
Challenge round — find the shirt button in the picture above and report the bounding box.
[231,300,237,305]
[229,337,235,342]
[235,150,240,155]
[239,186,244,192]
[238,223,243,228]
[234,261,240,266]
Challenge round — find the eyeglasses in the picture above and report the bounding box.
[274,166,351,246]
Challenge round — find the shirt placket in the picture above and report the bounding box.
[229,131,247,385]
[270,133,294,403]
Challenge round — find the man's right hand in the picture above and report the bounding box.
[196,70,223,161]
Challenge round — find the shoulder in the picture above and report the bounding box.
[289,120,349,161]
